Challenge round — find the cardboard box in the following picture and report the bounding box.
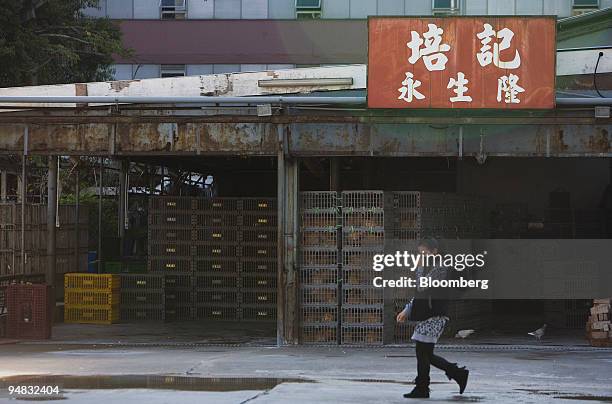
[591,321,611,331]
[590,331,609,339]
[591,305,611,315]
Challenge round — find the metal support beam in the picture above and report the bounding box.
[1,171,6,202]
[47,155,58,287]
[277,123,300,346]
[284,157,299,345]
[74,166,80,273]
[330,158,340,192]
[276,126,285,347]
[118,160,128,259]
[97,157,103,274]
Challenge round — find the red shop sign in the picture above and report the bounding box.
[368,16,556,109]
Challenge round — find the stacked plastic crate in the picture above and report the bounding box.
[299,192,339,344]
[341,191,385,345]
[240,198,278,322]
[193,198,242,321]
[148,197,194,321]
[120,274,165,321]
[64,274,120,324]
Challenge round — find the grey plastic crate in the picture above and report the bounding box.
[342,286,383,306]
[301,211,338,229]
[194,289,240,305]
[300,267,338,286]
[300,325,337,344]
[149,197,194,212]
[241,274,276,289]
[301,285,338,306]
[341,325,383,345]
[341,307,384,325]
[301,306,338,325]
[194,213,241,227]
[193,259,240,274]
[300,249,338,267]
[194,273,239,289]
[194,244,241,258]
[241,229,277,244]
[241,260,277,274]
[241,305,276,322]
[241,290,276,305]
[121,290,164,306]
[342,191,384,210]
[194,228,240,244]
[149,213,193,227]
[121,274,164,290]
[300,191,339,211]
[148,258,192,273]
[194,197,242,212]
[241,198,277,212]
[148,229,193,243]
[302,229,338,248]
[242,213,277,228]
[121,307,164,322]
[241,245,276,259]
[148,243,192,257]
[196,305,239,320]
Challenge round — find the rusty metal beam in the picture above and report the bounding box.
[0,121,609,157]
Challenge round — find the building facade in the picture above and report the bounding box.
[82,0,612,80]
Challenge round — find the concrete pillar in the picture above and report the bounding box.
[47,156,58,287]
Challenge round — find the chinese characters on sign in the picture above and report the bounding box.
[368,17,556,109]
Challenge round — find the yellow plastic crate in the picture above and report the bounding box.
[64,290,120,307]
[64,306,120,324]
[64,274,120,291]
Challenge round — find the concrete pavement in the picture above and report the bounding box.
[1,341,611,403]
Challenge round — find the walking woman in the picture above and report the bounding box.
[396,239,469,399]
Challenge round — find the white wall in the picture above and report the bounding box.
[214,0,242,17]
[350,0,378,18]
[404,0,431,15]
[134,0,159,18]
[107,0,133,18]
[378,0,404,15]
[268,0,295,18]
[242,0,268,18]
[83,0,580,19]
[188,0,215,18]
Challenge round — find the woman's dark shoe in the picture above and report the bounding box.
[452,367,469,394]
[403,386,430,399]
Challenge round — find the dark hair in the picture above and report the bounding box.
[418,238,439,252]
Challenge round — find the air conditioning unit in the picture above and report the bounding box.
[432,8,460,16]
[160,0,186,19]
[571,8,598,15]
[432,0,460,15]
[296,10,322,19]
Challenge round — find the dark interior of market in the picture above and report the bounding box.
[1,155,610,345]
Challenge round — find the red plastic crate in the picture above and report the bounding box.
[6,284,53,339]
